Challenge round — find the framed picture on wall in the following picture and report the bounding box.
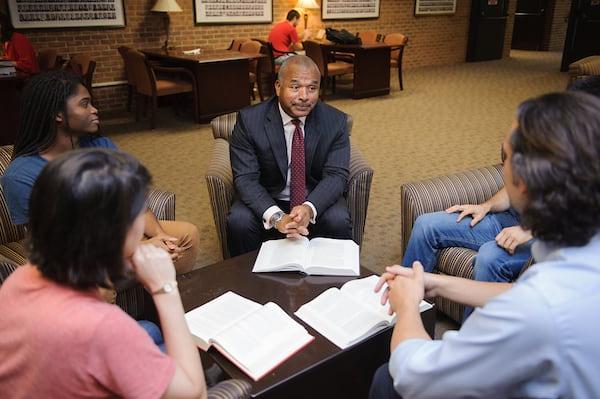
[322,0,380,20]
[414,0,457,15]
[194,0,272,24]
[7,0,126,29]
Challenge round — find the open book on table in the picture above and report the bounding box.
[184,291,314,381]
[253,236,359,276]
[295,275,433,349]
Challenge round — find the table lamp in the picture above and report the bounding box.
[151,0,183,50]
[295,0,320,30]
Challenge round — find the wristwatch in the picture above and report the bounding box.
[270,211,285,229]
[151,281,178,295]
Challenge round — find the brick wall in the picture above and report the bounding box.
[2,0,488,111]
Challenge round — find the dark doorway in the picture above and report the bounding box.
[467,0,510,61]
[512,0,552,50]
[561,0,600,70]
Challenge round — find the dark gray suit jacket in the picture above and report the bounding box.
[230,97,350,219]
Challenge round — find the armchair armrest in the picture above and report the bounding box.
[400,164,504,253]
[146,187,176,221]
[205,139,235,259]
[153,66,197,85]
[348,144,374,246]
[208,379,252,399]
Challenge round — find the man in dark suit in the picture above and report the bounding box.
[228,55,352,256]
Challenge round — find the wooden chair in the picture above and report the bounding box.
[302,40,353,100]
[356,31,384,44]
[65,53,96,93]
[227,38,251,51]
[128,49,199,129]
[117,46,136,112]
[239,40,263,101]
[206,112,373,260]
[384,33,409,90]
[37,49,59,72]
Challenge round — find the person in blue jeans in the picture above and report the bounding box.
[403,186,533,318]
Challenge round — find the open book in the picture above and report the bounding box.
[184,291,314,381]
[253,237,359,276]
[295,275,433,349]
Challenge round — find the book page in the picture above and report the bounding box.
[212,302,314,381]
[340,275,394,324]
[305,238,359,276]
[184,291,261,351]
[295,287,387,349]
[252,237,309,273]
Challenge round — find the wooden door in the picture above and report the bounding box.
[561,0,600,70]
[512,0,550,50]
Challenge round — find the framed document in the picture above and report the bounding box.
[414,0,457,15]
[7,0,126,29]
[194,0,272,24]
[322,0,380,20]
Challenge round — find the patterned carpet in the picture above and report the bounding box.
[104,50,568,274]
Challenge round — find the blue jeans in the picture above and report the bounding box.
[403,210,530,280]
[403,210,532,317]
[138,320,166,353]
[369,363,402,399]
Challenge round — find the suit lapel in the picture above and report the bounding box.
[264,100,288,180]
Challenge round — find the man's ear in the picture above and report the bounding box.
[274,80,281,97]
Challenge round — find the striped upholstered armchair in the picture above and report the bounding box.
[568,55,600,83]
[401,165,505,323]
[206,111,374,259]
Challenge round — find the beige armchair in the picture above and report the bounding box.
[206,112,374,260]
[568,55,600,83]
[401,164,505,323]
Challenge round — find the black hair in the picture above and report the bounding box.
[567,76,600,99]
[0,12,14,42]
[286,9,300,21]
[510,91,600,246]
[27,148,151,289]
[12,70,85,160]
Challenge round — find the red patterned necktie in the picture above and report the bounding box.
[290,119,306,209]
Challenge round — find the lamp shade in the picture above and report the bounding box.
[295,0,320,9]
[151,0,182,12]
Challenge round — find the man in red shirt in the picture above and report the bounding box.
[0,12,39,75]
[268,10,309,65]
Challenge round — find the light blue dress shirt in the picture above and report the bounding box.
[389,233,600,398]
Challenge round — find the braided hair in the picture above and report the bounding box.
[12,70,84,160]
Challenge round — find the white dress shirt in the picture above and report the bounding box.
[261,104,317,229]
[389,233,600,398]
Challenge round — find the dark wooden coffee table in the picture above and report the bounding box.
[178,251,435,399]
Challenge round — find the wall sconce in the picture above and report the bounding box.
[295,0,320,30]
[151,0,183,50]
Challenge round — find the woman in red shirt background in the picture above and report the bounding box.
[1,12,39,75]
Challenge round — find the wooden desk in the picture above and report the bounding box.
[179,251,435,399]
[0,73,26,145]
[321,43,392,99]
[143,49,265,123]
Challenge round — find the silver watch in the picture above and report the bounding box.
[270,211,284,228]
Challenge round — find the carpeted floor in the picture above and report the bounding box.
[104,50,568,275]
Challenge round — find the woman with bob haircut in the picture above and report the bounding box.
[0,149,207,399]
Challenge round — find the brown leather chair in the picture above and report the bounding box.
[128,49,198,129]
[357,31,383,44]
[254,40,279,100]
[117,46,136,112]
[239,40,263,100]
[37,49,59,72]
[302,40,353,100]
[65,53,96,93]
[384,33,409,90]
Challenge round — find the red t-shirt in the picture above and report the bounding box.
[268,21,299,57]
[3,32,39,75]
[0,265,175,398]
